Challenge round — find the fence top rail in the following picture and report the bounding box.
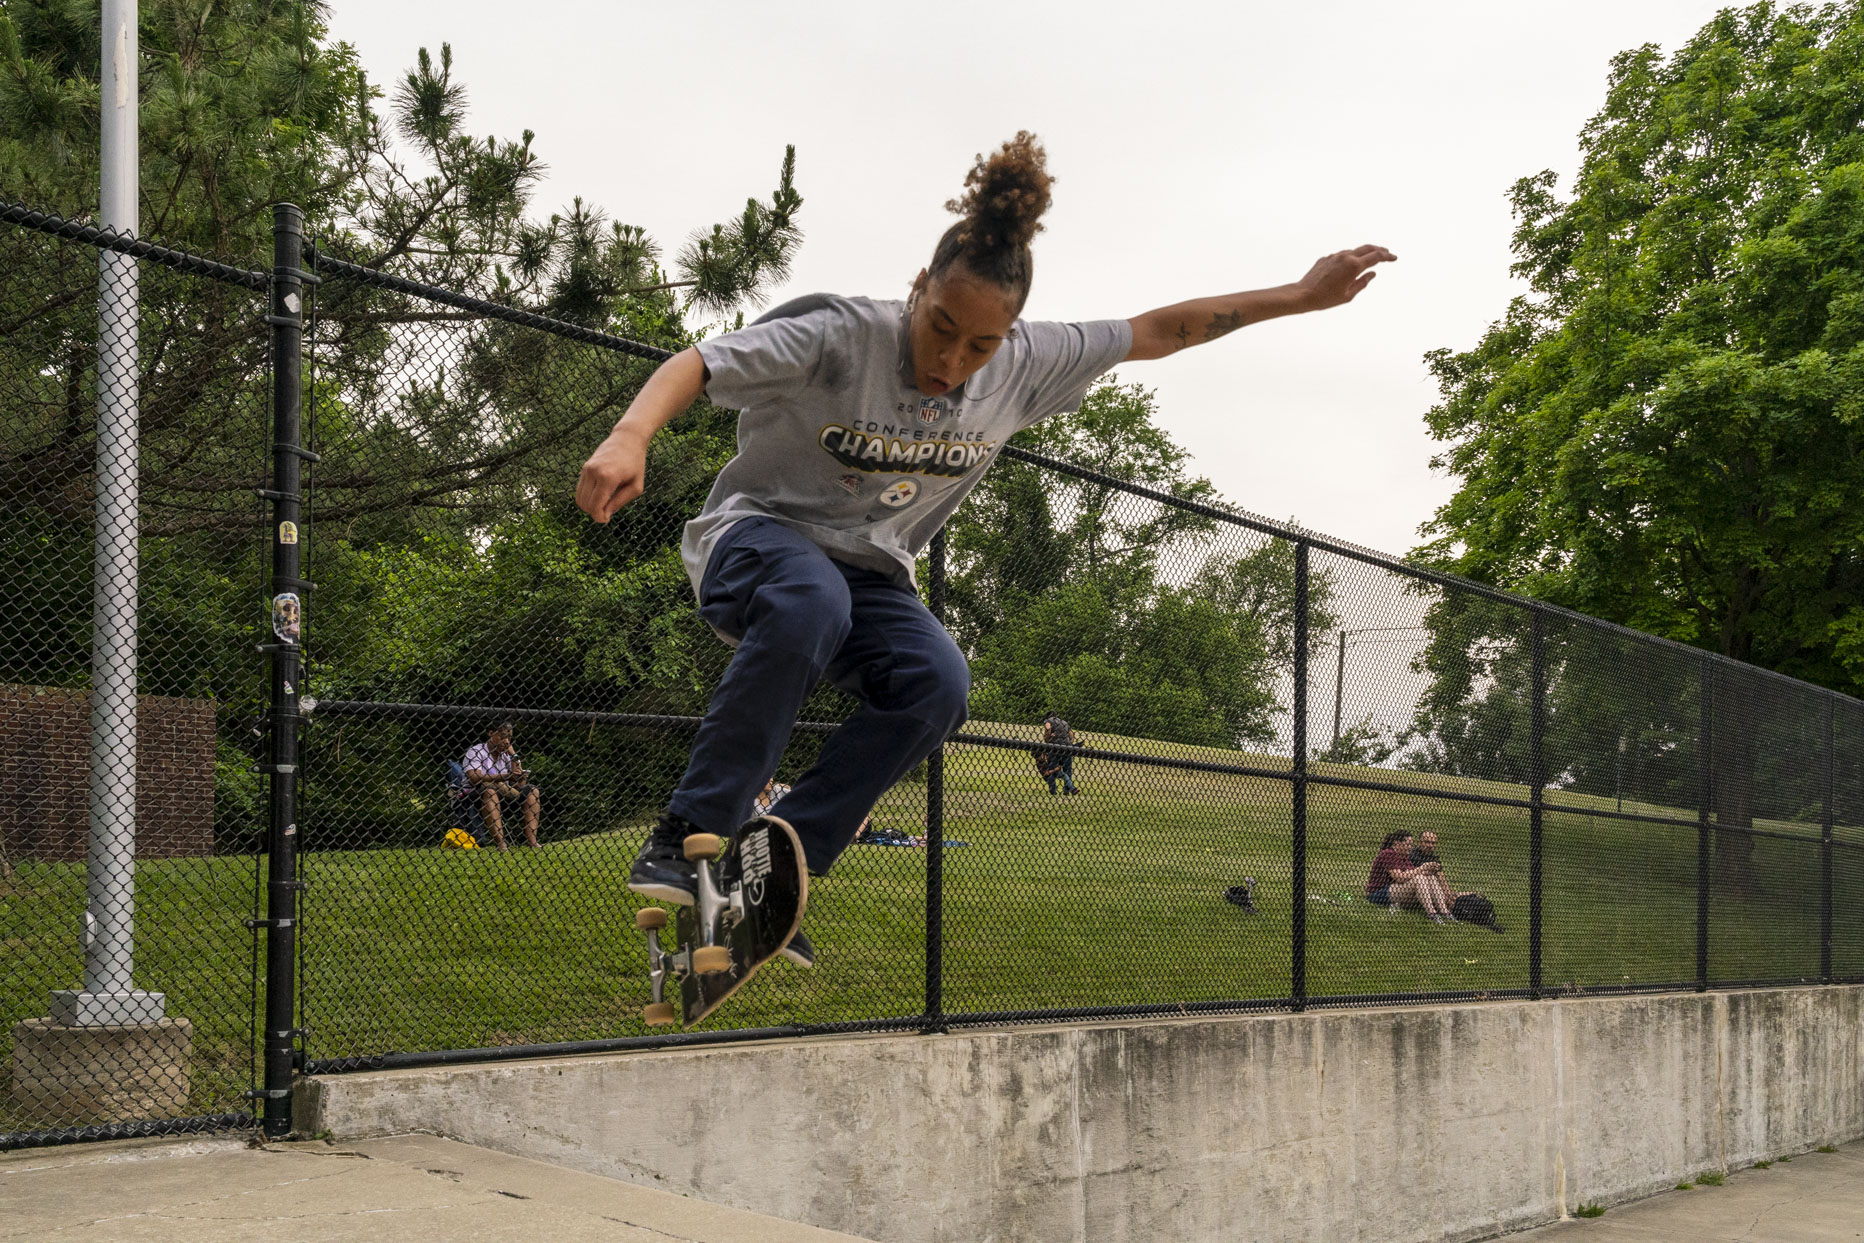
[999,443,1864,710]
[305,244,675,364]
[0,201,270,289]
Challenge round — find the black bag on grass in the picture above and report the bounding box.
[1451,892,1503,933]
[1223,877,1259,913]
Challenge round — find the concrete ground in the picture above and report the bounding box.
[1509,1139,1864,1242]
[0,1131,874,1242]
[2,1132,1858,1241]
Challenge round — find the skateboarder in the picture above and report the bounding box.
[576,132,1395,967]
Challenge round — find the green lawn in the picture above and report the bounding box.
[1,855,260,1133]
[5,728,1859,1133]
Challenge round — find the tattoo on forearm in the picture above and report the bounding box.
[1204,310,1246,342]
[1174,321,1190,351]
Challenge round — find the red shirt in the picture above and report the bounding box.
[1366,847,1409,895]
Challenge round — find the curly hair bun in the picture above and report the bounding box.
[945,131,1053,253]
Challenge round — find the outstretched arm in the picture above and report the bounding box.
[1125,245,1396,362]
[576,347,709,523]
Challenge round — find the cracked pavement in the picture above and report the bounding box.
[0,1132,874,1242]
[6,1132,1858,1240]
[1508,1140,1863,1242]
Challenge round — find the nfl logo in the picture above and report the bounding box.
[918,396,946,425]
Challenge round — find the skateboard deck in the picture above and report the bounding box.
[636,815,808,1028]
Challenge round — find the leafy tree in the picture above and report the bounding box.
[1315,716,1397,768]
[968,576,1281,749]
[0,2,803,533]
[1398,595,1542,784]
[1411,2,1864,887]
[943,380,1218,653]
[1188,537,1335,674]
[1417,0,1864,693]
[1,0,363,255]
[950,381,1335,748]
[0,2,803,843]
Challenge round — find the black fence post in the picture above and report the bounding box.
[1697,656,1713,993]
[260,204,307,1137]
[1528,610,1546,1000]
[1821,697,1834,985]
[1291,541,1309,1012]
[923,529,947,1033]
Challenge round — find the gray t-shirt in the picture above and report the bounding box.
[684,294,1131,599]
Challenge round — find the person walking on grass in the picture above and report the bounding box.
[1034,711,1080,795]
[576,132,1395,968]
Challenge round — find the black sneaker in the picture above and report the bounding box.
[628,811,701,905]
[778,928,815,969]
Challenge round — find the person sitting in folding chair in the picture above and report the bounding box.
[462,722,540,850]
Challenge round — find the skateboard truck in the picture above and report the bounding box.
[635,816,809,1031]
[636,833,741,1027]
[684,833,737,975]
[634,907,680,1026]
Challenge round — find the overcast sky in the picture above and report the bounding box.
[327,0,1732,558]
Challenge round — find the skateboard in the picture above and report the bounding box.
[635,815,809,1027]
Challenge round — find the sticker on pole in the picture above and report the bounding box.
[272,592,301,643]
[278,520,298,545]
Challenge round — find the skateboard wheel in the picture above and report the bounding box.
[693,945,732,974]
[635,907,668,931]
[642,1002,677,1026]
[682,833,723,862]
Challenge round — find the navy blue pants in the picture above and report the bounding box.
[1044,753,1076,794]
[667,518,969,874]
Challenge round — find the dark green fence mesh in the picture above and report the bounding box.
[3,202,1858,1144]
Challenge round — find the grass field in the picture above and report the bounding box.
[5,725,1861,1132]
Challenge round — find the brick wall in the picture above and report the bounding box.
[0,685,216,862]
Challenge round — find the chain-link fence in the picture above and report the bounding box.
[4,201,1860,1147]
[290,218,1864,1057]
[1,204,273,1146]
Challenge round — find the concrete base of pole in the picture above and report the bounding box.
[10,1017,193,1122]
[48,989,167,1026]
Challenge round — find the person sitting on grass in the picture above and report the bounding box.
[753,775,792,817]
[1408,830,1480,914]
[1365,830,1453,924]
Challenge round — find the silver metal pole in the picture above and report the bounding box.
[53,0,163,1026]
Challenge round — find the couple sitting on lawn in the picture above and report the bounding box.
[1365,830,1470,925]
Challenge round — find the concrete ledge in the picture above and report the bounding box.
[300,987,1864,1243]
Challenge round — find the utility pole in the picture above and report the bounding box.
[17,0,194,1130]
[53,0,164,1030]
[1326,626,1428,759]
[1331,630,1346,753]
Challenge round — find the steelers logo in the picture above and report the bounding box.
[878,479,920,509]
